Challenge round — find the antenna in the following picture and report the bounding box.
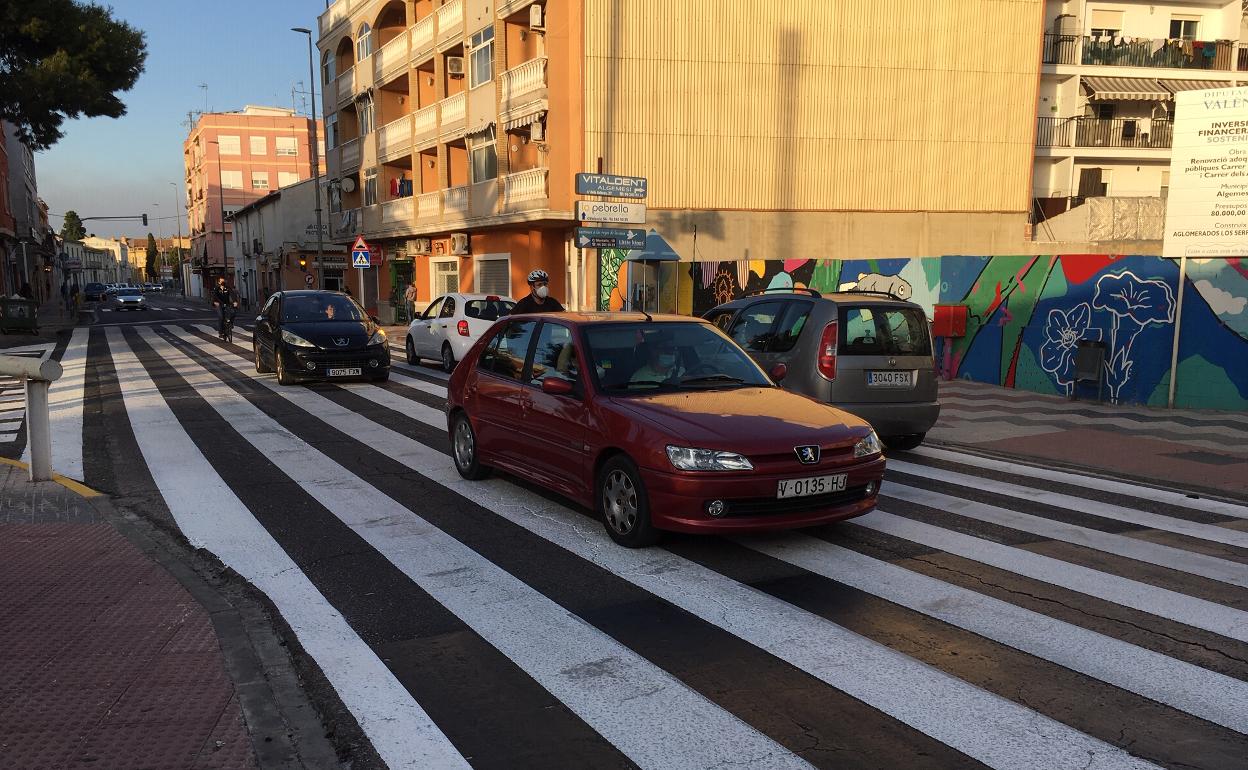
[199,83,209,113]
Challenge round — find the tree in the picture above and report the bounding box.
[60,210,85,241]
[145,233,158,281]
[0,1,147,151]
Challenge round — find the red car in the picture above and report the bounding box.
[446,313,886,547]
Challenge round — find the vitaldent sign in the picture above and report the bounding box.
[1163,87,1248,258]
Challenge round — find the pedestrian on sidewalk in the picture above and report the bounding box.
[403,281,418,323]
[60,279,70,313]
[69,282,80,314]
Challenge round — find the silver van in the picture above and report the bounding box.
[704,289,940,450]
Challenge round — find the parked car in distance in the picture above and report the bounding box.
[704,288,939,451]
[406,293,516,372]
[111,287,146,311]
[83,282,108,302]
[104,284,119,296]
[446,312,885,547]
[252,290,390,385]
[144,282,161,293]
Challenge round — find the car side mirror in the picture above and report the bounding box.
[541,377,574,396]
[770,363,788,382]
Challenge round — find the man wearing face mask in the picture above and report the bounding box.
[630,338,684,384]
[510,269,565,315]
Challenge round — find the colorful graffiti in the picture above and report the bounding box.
[667,255,1248,412]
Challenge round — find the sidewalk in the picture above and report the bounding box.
[0,461,258,768]
[0,295,86,348]
[929,379,1248,499]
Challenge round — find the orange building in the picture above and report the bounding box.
[183,106,324,293]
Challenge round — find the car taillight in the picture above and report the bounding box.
[817,321,838,381]
[457,320,470,337]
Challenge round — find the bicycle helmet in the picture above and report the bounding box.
[527,269,549,284]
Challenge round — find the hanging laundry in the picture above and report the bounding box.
[1204,43,1217,58]
[390,178,400,197]
[1150,38,1164,55]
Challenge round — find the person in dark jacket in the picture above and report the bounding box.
[511,269,564,315]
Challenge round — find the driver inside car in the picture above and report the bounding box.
[630,338,685,384]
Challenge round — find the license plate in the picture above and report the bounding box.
[867,370,914,387]
[777,474,847,499]
[327,367,362,377]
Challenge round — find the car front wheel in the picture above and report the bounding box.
[598,455,659,548]
[254,341,272,374]
[883,433,925,451]
[441,343,456,373]
[275,351,296,385]
[405,336,417,365]
[451,413,490,480]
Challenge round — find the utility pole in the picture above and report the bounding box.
[171,182,185,297]
[292,27,325,289]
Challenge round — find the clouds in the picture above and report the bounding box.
[1195,279,1247,316]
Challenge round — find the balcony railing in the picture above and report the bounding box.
[378,115,412,158]
[318,0,355,36]
[335,67,354,104]
[439,92,466,135]
[443,185,470,218]
[340,137,362,169]
[380,197,412,226]
[436,0,463,44]
[1042,33,1236,71]
[412,15,435,57]
[500,57,547,109]
[1036,117,1173,149]
[375,31,409,82]
[503,167,548,207]
[416,191,441,220]
[414,103,438,143]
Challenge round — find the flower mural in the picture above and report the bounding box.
[1092,271,1175,402]
[1039,304,1092,394]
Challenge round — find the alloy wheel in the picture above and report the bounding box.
[453,419,475,470]
[602,470,639,534]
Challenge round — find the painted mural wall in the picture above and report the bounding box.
[598,254,1248,412]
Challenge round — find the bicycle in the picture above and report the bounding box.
[220,305,237,343]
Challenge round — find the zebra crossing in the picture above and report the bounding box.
[70,323,1248,769]
[0,342,56,445]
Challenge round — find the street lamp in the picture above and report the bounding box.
[170,181,186,297]
[292,26,326,290]
[207,140,228,287]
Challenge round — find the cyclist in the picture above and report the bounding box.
[511,269,564,314]
[210,277,239,340]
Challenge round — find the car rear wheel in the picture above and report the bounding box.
[451,413,490,480]
[405,336,417,365]
[883,433,925,451]
[599,455,659,548]
[254,341,272,374]
[441,343,456,373]
[275,351,296,386]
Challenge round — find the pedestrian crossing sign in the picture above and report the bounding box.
[350,235,371,269]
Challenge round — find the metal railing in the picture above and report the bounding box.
[1044,33,1236,70]
[1036,117,1173,149]
[0,354,63,481]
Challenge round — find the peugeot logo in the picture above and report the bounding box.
[795,445,821,465]
[334,337,350,347]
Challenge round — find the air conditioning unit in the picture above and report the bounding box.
[529,4,545,31]
[410,237,432,255]
[447,57,465,78]
[530,118,545,142]
[450,233,470,255]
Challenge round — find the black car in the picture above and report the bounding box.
[83,282,108,302]
[252,290,390,385]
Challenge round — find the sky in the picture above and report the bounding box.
[36,0,330,240]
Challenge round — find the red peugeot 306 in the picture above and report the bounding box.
[446,312,886,547]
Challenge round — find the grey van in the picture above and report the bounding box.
[703,289,940,450]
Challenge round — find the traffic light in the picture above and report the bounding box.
[298,256,307,271]
[142,214,148,226]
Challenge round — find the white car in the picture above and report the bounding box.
[405,293,515,372]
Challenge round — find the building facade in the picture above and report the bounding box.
[82,237,133,284]
[183,106,325,294]
[229,178,331,307]
[4,122,49,298]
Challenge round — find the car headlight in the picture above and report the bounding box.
[368,328,387,345]
[854,431,883,458]
[281,330,316,348]
[666,445,754,472]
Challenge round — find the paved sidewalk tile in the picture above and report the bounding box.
[0,464,258,769]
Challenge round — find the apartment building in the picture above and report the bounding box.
[1033,0,1245,234]
[183,106,324,293]
[82,237,133,283]
[230,178,329,304]
[4,122,48,297]
[317,0,1043,316]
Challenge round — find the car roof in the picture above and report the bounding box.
[439,293,515,301]
[278,289,352,297]
[509,312,710,325]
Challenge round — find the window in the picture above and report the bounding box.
[1088,10,1122,38]
[317,139,325,159]
[220,170,243,189]
[251,171,269,189]
[326,114,338,149]
[1161,170,1170,198]
[1092,104,1115,120]
[217,135,241,155]
[464,298,514,321]
[439,296,457,318]
[364,167,378,205]
[357,95,375,135]
[421,297,445,319]
[468,26,495,89]
[839,307,932,356]
[476,255,510,296]
[727,301,783,353]
[249,136,266,155]
[769,302,812,352]
[432,259,459,295]
[276,136,298,156]
[705,310,736,332]
[529,323,579,386]
[479,319,536,380]
[1170,17,1199,40]
[470,127,498,183]
[321,50,336,84]
[278,171,300,187]
[357,22,374,60]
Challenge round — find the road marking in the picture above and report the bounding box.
[938,403,1248,440]
[144,326,812,770]
[911,446,1248,520]
[166,326,1161,770]
[888,459,1248,549]
[23,326,88,481]
[0,432,17,442]
[105,327,470,770]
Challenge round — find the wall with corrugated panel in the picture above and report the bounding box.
[583,0,1043,213]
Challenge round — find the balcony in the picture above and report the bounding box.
[332,208,361,240]
[1042,34,1236,71]
[380,197,413,227]
[411,15,435,59]
[318,0,355,37]
[374,31,409,82]
[416,191,441,221]
[500,57,548,121]
[443,185,470,218]
[414,103,439,145]
[1036,117,1173,150]
[439,92,466,138]
[378,115,412,160]
[437,0,464,46]
[340,137,362,170]
[502,167,549,213]
[335,67,354,105]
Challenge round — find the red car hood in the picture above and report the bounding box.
[610,387,872,451]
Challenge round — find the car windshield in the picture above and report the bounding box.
[583,322,771,393]
[117,289,141,297]
[281,293,366,323]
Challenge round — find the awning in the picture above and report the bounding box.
[625,230,681,262]
[465,121,495,139]
[504,109,546,132]
[1082,76,1170,101]
[1162,79,1232,95]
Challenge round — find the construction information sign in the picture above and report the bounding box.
[1164,86,1248,258]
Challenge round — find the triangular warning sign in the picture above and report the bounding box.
[351,235,370,253]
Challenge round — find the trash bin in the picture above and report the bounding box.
[0,298,39,334]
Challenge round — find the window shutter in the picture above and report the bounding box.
[478,259,510,296]
[1089,10,1123,30]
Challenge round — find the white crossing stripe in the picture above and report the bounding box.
[23,327,88,480]
[105,327,471,770]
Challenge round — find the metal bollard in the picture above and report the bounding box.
[0,354,64,482]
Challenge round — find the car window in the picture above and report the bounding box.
[439,296,457,318]
[421,298,444,320]
[260,296,276,320]
[583,322,771,393]
[478,319,537,381]
[841,308,882,354]
[529,323,579,386]
[280,294,365,322]
[465,299,515,321]
[705,310,736,333]
[840,306,931,356]
[727,301,782,353]
[769,301,812,353]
